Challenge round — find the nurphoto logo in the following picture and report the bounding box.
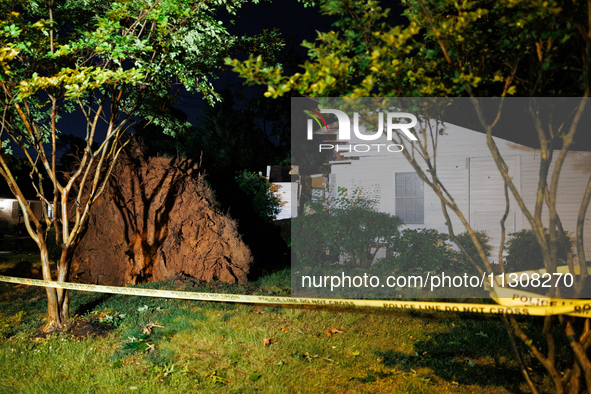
[304,108,418,153]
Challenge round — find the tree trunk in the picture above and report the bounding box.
[40,238,68,331]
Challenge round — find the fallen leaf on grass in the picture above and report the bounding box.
[205,370,227,385]
[249,372,261,382]
[304,352,319,361]
[281,327,289,332]
[262,337,274,346]
[475,331,489,338]
[326,327,344,338]
[351,350,361,356]
[142,322,164,334]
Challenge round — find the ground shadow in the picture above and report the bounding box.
[373,314,565,393]
[74,293,113,316]
[1,259,39,278]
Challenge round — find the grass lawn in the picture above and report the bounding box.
[0,253,568,393]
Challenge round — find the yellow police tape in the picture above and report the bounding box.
[1,271,591,318]
[488,266,591,318]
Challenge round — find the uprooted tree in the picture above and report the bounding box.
[71,143,252,287]
[0,0,281,331]
[229,0,591,391]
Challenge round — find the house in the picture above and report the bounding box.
[316,119,591,263]
[0,191,46,231]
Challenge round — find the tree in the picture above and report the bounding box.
[0,0,280,331]
[228,1,591,392]
[228,0,584,98]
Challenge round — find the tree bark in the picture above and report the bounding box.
[40,242,67,330]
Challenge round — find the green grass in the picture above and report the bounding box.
[0,256,564,393]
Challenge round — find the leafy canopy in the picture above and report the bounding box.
[0,0,282,149]
[227,0,584,97]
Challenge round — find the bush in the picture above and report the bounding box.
[505,229,574,273]
[378,228,454,275]
[291,209,339,267]
[335,208,403,268]
[291,187,403,268]
[452,230,493,275]
[234,170,281,221]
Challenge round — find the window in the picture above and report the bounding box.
[11,201,20,220]
[395,173,424,224]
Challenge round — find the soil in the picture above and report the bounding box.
[34,317,115,339]
[70,144,252,286]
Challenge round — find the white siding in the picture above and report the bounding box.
[329,122,591,263]
[468,156,522,253]
[0,198,45,226]
[273,182,295,220]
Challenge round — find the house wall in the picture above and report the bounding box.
[273,182,296,220]
[0,198,12,228]
[0,198,44,229]
[328,123,591,263]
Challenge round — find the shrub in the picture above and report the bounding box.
[291,209,339,267]
[451,230,493,275]
[335,208,403,268]
[234,170,281,221]
[505,229,574,273]
[379,228,454,275]
[291,187,403,268]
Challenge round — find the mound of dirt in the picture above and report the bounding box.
[71,148,251,286]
